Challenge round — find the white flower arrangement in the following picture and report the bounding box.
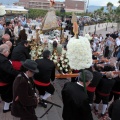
[50,50,58,64]
[85,34,92,41]
[30,50,36,60]
[30,45,44,60]
[56,51,71,74]
[66,36,92,70]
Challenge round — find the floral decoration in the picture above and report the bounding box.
[56,52,72,74]
[66,36,92,70]
[85,34,92,41]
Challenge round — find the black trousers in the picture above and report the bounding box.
[94,92,109,104]
[0,83,13,102]
[87,91,94,104]
[35,83,55,95]
[109,92,120,102]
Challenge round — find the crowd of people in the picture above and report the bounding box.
[0,14,120,120]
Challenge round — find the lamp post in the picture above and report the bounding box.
[86,0,89,13]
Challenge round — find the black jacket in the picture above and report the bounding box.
[62,82,93,120]
[0,53,19,84]
[34,58,55,84]
[88,71,102,87]
[11,44,30,61]
[11,73,37,119]
[108,100,120,120]
[112,76,120,92]
[96,77,115,94]
[5,28,12,38]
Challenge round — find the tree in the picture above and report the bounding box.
[107,2,113,13]
[118,0,120,6]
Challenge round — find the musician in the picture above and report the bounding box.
[62,70,93,120]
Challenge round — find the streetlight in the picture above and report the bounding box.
[86,0,89,13]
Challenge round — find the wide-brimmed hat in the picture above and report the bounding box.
[22,59,39,73]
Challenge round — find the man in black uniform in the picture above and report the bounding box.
[34,50,55,107]
[0,44,19,113]
[11,40,30,61]
[62,70,93,120]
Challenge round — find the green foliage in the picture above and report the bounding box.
[28,9,48,18]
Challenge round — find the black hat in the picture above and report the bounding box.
[22,59,39,73]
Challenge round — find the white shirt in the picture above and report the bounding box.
[116,38,120,46]
[77,82,84,87]
[24,73,29,79]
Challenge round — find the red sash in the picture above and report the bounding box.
[97,91,110,96]
[34,80,50,86]
[87,86,96,92]
[112,91,120,95]
[0,82,7,86]
[11,61,22,70]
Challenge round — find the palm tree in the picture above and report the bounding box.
[107,2,113,13]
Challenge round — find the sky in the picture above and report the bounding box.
[58,0,119,6]
[0,0,119,6]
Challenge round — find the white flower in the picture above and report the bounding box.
[38,52,41,55]
[57,63,60,67]
[54,53,56,55]
[65,65,68,67]
[40,57,43,59]
[65,69,68,72]
[62,65,65,68]
[62,61,64,64]
[53,60,57,63]
[85,34,92,41]
[60,67,63,70]
[54,56,58,60]
[66,36,92,70]
[64,59,68,62]
[60,57,63,61]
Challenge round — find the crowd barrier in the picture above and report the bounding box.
[83,23,118,35]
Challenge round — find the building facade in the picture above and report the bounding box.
[17,0,30,8]
[29,0,64,10]
[65,0,86,13]
[17,0,86,13]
